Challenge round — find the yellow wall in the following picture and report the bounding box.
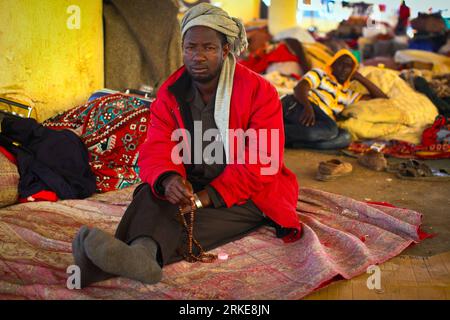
[0,0,103,122]
[268,0,298,35]
[215,0,260,23]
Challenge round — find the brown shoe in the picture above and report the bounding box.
[357,149,387,171]
[316,159,353,181]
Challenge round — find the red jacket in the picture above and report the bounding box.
[138,63,301,241]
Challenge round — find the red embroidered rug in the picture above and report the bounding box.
[43,94,151,193]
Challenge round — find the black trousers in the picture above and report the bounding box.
[413,76,450,118]
[282,95,351,150]
[115,183,268,266]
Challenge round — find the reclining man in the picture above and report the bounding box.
[283,49,388,149]
[72,3,302,288]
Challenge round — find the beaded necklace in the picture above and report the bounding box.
[178,198,217,263]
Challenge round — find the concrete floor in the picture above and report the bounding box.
[284,149,450,257]
[305,251,450,300]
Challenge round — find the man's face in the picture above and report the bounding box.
[183,26,230,83]
[331,55,355,84]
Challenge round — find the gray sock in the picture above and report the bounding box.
[71,226,114,288]
[84,228,162,285]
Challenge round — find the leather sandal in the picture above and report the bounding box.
[316,159,353,181]
[396,162,450,181]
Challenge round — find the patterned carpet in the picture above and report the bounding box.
[0,186,424,299]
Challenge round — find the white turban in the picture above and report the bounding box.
[180,3,248,56]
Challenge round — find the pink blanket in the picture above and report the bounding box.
[0,186,423,299]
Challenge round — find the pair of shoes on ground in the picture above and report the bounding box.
[315,148,387,181]
[388,159,450,181]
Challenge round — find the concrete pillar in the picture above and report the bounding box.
[268,0,298,35]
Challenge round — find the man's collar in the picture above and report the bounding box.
[168,70,192,105]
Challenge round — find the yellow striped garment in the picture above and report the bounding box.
[303,68,361,120]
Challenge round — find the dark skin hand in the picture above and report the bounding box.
[178,189,212,214]
[162,175,194,206]
[293,80,315,126]
[351,71,389,99]
[162,175,212,214]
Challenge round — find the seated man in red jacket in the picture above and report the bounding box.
[71,3,302,288]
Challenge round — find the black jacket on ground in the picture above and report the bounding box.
[0,116,96,199]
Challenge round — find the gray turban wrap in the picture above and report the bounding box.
[180,3,248,56]
[180,3,248,163]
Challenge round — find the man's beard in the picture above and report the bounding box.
[188,61,223,84]
[190,72,218,83]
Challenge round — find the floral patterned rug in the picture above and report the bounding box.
[0,186,424,299]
